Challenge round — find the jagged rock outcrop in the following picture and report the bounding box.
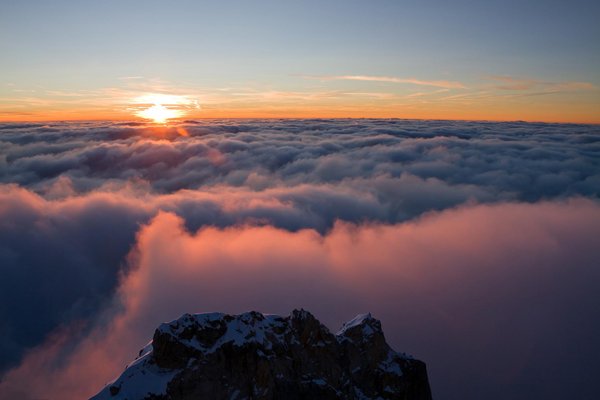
[92,310,432,400]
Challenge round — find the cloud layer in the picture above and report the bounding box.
[0,119,599,399]
[1,200,600,400]
[2,119,598,200]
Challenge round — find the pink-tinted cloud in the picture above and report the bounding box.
[487,75,597,91]
[1,199,599,400]
[305,75,466,89]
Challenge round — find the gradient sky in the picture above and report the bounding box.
[1,0,599,122]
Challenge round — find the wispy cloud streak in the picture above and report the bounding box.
[304,75,467,89]
[487,75,597,91]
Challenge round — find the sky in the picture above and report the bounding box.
[1,0,600,122]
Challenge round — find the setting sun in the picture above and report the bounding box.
[136,103,180,123]
[132,94,198,123]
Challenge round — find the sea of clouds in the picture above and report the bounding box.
[0,119,599,400]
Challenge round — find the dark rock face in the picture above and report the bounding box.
[92,310,432,400]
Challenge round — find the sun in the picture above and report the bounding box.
[132,93,199,123]
[137,103,180,124]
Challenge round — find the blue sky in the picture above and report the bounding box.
[1,0,599,121]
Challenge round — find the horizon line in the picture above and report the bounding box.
[1,116,599,126]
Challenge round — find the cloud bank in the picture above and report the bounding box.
[1,200,599,400]
[2,119,598,198]
[0,119,599,400]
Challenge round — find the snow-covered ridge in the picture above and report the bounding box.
[92,309,431,400]
[155,311,290,353]
[337,312,378,335]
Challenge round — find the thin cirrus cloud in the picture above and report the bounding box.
[0,119,598,400]
[487,75,597,91]
[303,74,467,89]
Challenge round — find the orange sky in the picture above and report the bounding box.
[1,78,599,124]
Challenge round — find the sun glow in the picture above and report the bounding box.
[132,94,199,123]
[137,103,180,123]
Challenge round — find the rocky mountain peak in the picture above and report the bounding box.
[93,309,432,400]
